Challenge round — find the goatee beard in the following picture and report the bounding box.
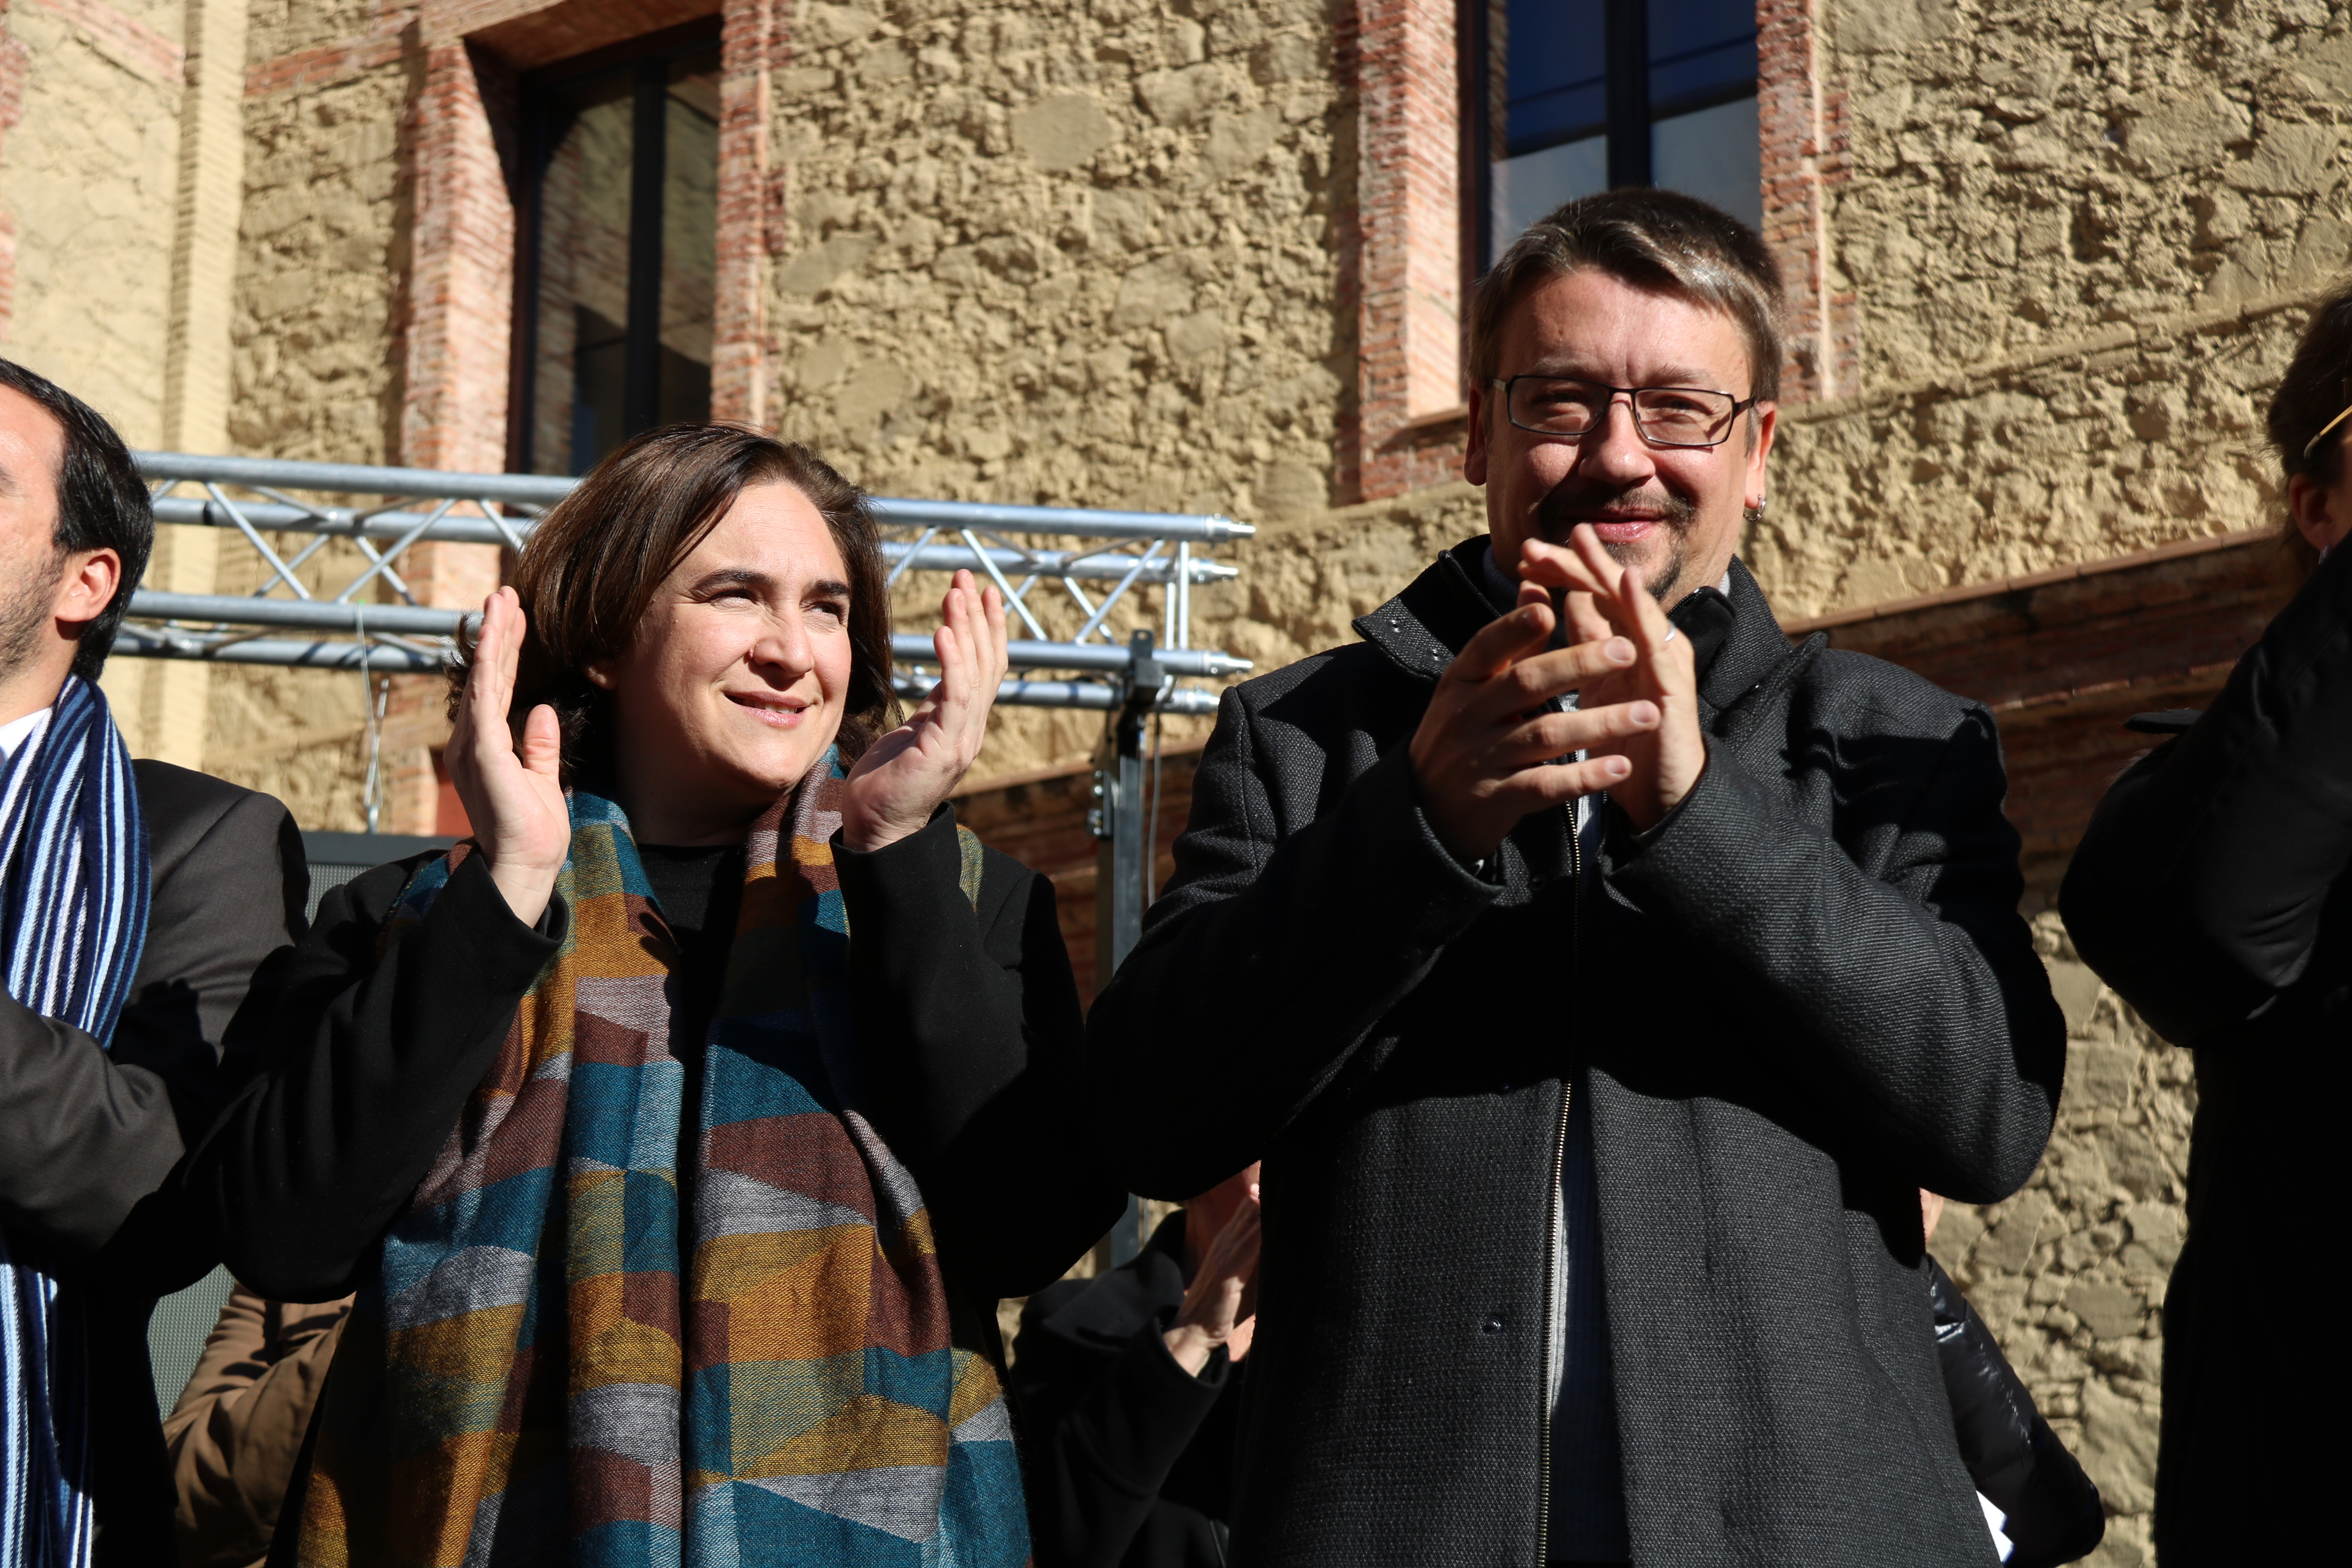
[1532,482,1696,603]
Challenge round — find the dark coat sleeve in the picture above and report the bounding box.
[185,852,563,1303]
[1084,685,1510,1199]
[0,770,303,1264]
[1010,1302,1231,1568]
[1607,701,2065,1202]
[833,805,1124,1299]
[2061,545,2352,1047]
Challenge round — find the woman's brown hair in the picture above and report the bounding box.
[450,424,899,781]
[2267,284,2352,580]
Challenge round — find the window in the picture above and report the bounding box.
[513,22,721,476]
[1480,0,1761,263]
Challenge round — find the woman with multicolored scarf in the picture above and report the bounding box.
[188,426,1123,1568]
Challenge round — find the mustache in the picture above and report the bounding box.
[1532,482,1698,538]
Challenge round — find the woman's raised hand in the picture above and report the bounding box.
[445,586,570,925]
[841,570,1010,853]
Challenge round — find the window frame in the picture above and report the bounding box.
[507,14,725,475]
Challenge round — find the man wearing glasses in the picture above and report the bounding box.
[1086,188,2065,1568]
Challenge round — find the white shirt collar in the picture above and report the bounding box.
[0,705,55,769]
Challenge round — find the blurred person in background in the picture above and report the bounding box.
[2060,285,2352,1566]
[1013,1166,1261,1568]
[184,426,1119,1568]
[0,358,304,1567]
[162,1287,351,1568]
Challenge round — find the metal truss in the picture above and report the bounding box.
[114,453,1254,715]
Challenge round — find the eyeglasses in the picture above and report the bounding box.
[1495,376,1757,449]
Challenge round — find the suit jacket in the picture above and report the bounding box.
[0,759,306,1567]
[1084,540,2067,1568]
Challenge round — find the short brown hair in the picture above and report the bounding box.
[1468,188,1785,409]
[2267,284,2352,579]
[451,424,898,781]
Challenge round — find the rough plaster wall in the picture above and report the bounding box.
[1929,912,2191,1568]
[1757,0,2352,618]
[769,0,1352,782]
[199,29,414,832]
[0,1,184,443]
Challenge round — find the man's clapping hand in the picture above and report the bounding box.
[1517,526,1706,831]
[1407,568,1664,863]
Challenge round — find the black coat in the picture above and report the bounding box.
[0,760,306,1567]
[190,803,1121,1310]
[1085,540,2067,1568]
[1013,1210,1242,1568]
[2059,541,2352,1566]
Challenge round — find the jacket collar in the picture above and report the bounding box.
[1354,537,1798,715]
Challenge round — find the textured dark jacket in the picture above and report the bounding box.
[1013,1210,1242,1568]
[0,761,306,1567]
[1085,540,2067,1568]
[2059,541,2352,1566]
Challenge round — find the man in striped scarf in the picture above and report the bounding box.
[0,359,306,1568]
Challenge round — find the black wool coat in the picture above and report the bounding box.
[0,761,307,1567]
[1084,540,2067,1568]
[1013,1208,1242,1568]
[2060,541,2352,1567]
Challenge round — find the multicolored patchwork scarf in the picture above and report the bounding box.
[296,756,1028,1568]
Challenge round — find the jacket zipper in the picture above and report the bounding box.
[1536,797,1582,1565]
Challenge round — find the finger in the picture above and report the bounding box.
[1615,563,1682,663]
[521,704,563,782]
[1489,753,1636,809]
[932,621,966,718]
[1462,634,1637,722]
[1450,598,1557,683]
[1518,535,1615,598]
[1491,698,1662,764]
[1564,589,1614,649]
[981,583,1009,685]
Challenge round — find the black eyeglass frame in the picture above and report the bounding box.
[1491,375,1761,450]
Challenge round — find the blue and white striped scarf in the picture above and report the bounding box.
[0,676,148,1568]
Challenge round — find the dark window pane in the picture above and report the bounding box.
[658,47,720,427]
[1652,95,1762,232]
[572,306,628,472]
[531,74,633,475]
[1493,133,1607,254]
[1646,0,1756,118]
[1505,0,1607,155]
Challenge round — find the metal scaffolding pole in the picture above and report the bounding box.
[116,451,1254,715]
[116,451,1250,1027]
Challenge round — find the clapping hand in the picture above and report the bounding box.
[841,571,1010,852]
[1165,1183,1262,1375]
[445,586,570,925]
[1517,527,1705,831]
[1408,565,1666,864]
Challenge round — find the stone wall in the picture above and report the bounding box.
[1757,0,2352,619]
[0,0,186,443]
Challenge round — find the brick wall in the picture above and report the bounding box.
[1757,0,1855,405]
[1346,0,1468,503]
